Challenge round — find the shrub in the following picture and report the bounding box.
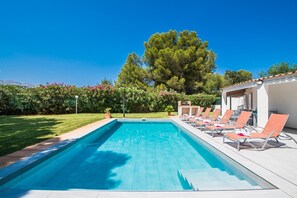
[80,85,120,113]
[104,107,112,114]
[120,87,152,113]
[0,84,218,115]
[164,105,174,112]
[187,94,217,107]
[154,91,181,112]
[34,83,79,114]
[0,85,32,115]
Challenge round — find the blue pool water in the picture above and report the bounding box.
[0,120,273,191]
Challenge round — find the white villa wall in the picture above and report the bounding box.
[269,81,297,129]
[257,85,269,127]
[230,97,244,110]
[252,87,257,110]
[243,87,257,110]
[226,96,231,111]
[221,92,228,115]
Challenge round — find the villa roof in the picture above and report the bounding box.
[223,70,297,89]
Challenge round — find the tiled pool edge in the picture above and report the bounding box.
[171,118,297,197]
[0,188,290,198]
[0,118,116,185]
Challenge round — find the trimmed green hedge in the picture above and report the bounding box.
[0,84,217,115]
[188,94,217,107]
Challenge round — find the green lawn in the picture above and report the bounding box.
[0,112,172,156]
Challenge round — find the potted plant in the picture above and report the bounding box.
[104,107,112,119]
[164,105,174,116]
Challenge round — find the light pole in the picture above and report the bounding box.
[75,95,79,114]
[122,88,126,117]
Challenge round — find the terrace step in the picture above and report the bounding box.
[178,168,261,191]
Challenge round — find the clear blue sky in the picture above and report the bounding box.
[0,0,296,86]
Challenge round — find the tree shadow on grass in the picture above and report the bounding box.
[0,116,62,156]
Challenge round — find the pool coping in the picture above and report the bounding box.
[0,118,295,198]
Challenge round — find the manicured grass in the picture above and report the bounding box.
[0,114,103,156]
[0,112,173,156]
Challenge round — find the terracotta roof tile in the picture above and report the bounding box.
[223,70,297,89]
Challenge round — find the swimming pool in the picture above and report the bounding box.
[0,119,274,191]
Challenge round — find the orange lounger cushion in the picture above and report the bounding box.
[225,133,249,140]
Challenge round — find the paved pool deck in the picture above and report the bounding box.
[1,117,297,198]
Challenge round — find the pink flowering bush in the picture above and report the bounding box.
[0,84,216,115]
[35,83,79,114]
[80,85,121,113]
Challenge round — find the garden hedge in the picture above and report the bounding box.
[0,84,217,115]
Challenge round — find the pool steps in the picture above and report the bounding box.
[178,168,261,191]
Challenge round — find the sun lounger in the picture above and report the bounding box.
[205,111,252,137]
[181,106,203,121]
[196,109,233,128]
[195,109,221,128]
[188,107,211,124]
[223,113,289,150]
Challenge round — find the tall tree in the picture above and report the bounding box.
[100,78,113,86]
[224,69,252,86]
[203,73,224,95]
[117,53,149,89]
[143,30,216,94]
[259,62,297,77]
